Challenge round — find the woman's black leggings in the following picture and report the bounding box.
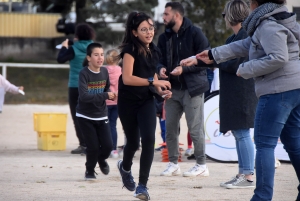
[118,97,156,186]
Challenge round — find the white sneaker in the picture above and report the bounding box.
[183,164,209,177]
[160,162,181,176]
[184,148,194,156]
[110,150,119,158]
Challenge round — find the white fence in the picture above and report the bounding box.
[0,63,69,79]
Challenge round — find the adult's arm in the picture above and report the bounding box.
[237,23,289,79]
[182,28,212,73]
[212,37,251,64]
[156,34,167,74]
[57,47,75,63]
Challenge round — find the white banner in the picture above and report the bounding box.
[204,91,290,162]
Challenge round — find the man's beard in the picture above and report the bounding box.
[165,19,175,29]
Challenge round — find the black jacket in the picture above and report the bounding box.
[157,17,211,97]
[217,28,257,133]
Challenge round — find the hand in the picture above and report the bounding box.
[170,66,182,76]
[62,39,69,48]
[159,68,168,79]
[107,92,116,100]
[153,80,171,90]
[19,86,24,91]
[180,57,197,66]
[158,90,172,100]
[196,50,213,64]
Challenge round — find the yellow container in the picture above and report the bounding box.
[33,113,67,132]
[37,132,66,151]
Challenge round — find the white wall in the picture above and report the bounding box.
[286,0,300,12]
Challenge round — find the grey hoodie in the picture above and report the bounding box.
[212,6,300,97]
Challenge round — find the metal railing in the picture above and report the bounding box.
[0,63,69,79]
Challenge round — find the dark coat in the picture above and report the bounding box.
[157,17,212,97]
[217,28,258,133]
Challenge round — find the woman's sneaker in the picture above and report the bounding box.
[117,160,136,191]
[110,150,119,158]
[220,175,239,187]
[226,174,255,189]
[134,184,150,200]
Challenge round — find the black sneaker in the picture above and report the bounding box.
[155,145,166,151]
[134,184,150,200]
[71,146,86,154]
[117,160,136,191]
[99,160,110,175]
[84,170,97,180]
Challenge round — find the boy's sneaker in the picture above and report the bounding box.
[134,184,150,201]
[226,174,255,189]
[160,162,181,176]
[117,160,136,191]
[84,170,97,180]
[71,146,86,154]
[184,148,194,156]
[99,160,110,175]
[220,175,239,187]
[183,164,209,177]
[110,150,119,158]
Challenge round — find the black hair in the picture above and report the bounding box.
[82,43,103,67]
[165,2,184,16]
[119,11,154,57]
[75,23,96,41]
[254,0,286,6]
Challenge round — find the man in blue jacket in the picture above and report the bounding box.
[157,1,212,177]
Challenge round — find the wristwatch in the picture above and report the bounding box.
[148,77,154,86]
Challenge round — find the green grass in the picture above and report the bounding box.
[3,68,69,104]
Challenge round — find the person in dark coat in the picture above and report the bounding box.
[180,0,257,189]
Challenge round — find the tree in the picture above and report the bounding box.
[29,0,87,24]
[83,0,158,44]
[178,0,232,47]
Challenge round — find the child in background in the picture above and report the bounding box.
[0,74,24,113]
[105,49,122,158]
[76,43,116,180]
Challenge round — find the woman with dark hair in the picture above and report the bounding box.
[116,11,172,200]
[186,0,300,200]
[57,23,95,155]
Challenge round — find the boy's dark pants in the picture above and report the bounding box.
[78,117,113,172]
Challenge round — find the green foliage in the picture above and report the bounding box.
[84,0,158,44]
[176,0,233,47]
[4,68,69,104]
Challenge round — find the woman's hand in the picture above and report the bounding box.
[153,80,171,90]
[196,50,213,64]
[180,57,197,66]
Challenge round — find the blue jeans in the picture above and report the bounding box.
[159,117,166,142]
[231,129,254,175]
[107,105,118,150]
[251,89,300,201]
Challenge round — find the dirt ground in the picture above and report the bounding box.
[0,104,298,201]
